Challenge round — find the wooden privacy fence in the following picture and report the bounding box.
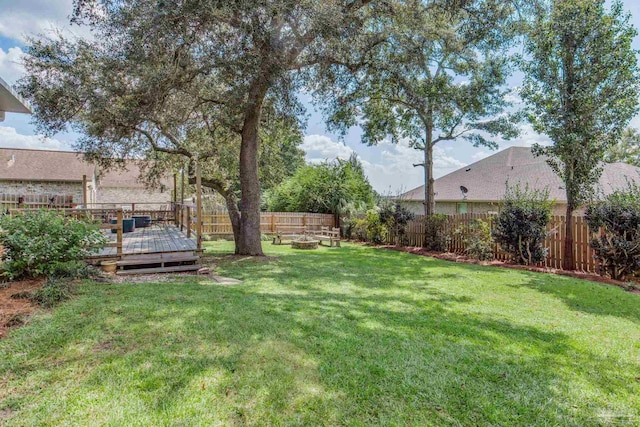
[179,210,335,236]
[393,213,597,272]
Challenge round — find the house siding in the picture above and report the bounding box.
[402,200,568,216]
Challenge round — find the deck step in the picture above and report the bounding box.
[117,255,199,267]
[118,251,196,261]
[116,264,202,275]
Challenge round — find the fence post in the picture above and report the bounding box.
[116,208,123,256]
[271,214,275,233]
[186,206,192,238]
[82,174,88,207]
[196,162,202,250]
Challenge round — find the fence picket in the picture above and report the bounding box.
[386,213,596,273]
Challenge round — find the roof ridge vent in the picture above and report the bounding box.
[506,147,514,167]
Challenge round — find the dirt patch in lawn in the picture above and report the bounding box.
[0,278,45,338]
[378,245,640,294]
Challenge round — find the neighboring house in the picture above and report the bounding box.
[400,146,640,216]
[0,147,172,209]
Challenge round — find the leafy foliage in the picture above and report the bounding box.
[585,184,640,280]
[29,276,75,309]
[456,219,495,261]
[0,211,106,279]
[423,214,450,252]
[604,127,640,167]
[351,210,385,244]
[493,184,552,265]
[265,155,376,215]
[379,201,415,246]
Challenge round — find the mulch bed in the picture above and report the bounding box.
[376,244,640,294]
[0,278,46,338]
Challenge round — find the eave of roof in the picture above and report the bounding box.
[0,77,31,115]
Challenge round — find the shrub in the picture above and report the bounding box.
[379,202,415,246]
[341,216,357,240]
[29,276,74,308]
[585,184,640,280]
[493,184,552,265]
[455,219,495,261]
[0,210,106,279]
[350,210,385,243]
[423,214,449,252]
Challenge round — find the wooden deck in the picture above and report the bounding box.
[95,224,197,258]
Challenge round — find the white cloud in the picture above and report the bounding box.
[301,134,354,163]
[301,134,467,194]
[0,126,70,150]
[497,123,551,149]
[0,47,26,85]
[0,0,79,43]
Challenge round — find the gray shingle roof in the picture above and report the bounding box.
[0,147,94,182]
[0,147,172,188]
[400,146,640,203]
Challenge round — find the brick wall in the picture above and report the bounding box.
[0,180,87,206]
[97,187,171,208]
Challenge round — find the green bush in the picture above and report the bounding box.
[350,210,385,244]
[423,214,449,252]
[29,276,74,308]
[585,184,640,280]
[456,219,495,261]
[379,202,415,246]
[493,184,552,265]
[0,210,106,279]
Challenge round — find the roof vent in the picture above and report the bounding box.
[7,154,15,167]
[465,168,471,172]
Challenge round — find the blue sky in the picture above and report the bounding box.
[1,0,640,193]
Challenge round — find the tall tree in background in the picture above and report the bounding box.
[265,154,377,226]
[521,0,639,270]
[323,1,524,216]
[604,128,640,167]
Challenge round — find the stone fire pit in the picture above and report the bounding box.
[291,234,319,250]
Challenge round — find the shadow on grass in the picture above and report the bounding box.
[508,273,640,325]
[1,243,639,426]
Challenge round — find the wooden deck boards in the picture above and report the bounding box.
[96,224,197,257]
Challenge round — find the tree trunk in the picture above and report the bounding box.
[224,194,242,255]
[189,174,243,254]
[425,143,435,216]
[238,79,268,256]
[563,201,575,271]
[423,123,435,217]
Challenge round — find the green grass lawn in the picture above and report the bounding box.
[1,242,639,426]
